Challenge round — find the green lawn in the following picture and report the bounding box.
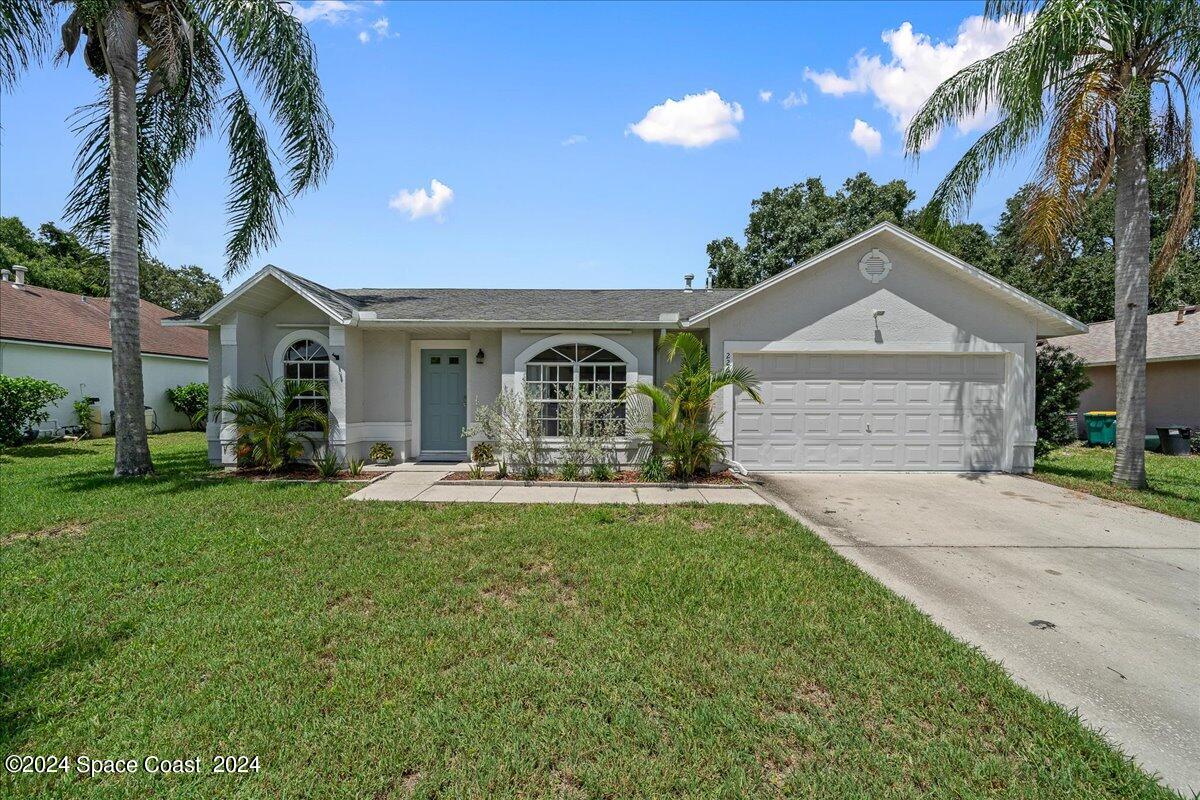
[1033,445,1200,523]
[1,433,1173,798]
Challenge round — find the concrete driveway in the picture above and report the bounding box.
[755,472,1200,795]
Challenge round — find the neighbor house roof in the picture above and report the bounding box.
[0,279,208,359]
[683,222,1088,337]
[1055,306,1199,365]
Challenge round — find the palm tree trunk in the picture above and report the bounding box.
[105,3,153,476]
[1112,91,1150,490]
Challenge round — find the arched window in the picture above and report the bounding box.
[283,339,330,423]
[524,343,627,435]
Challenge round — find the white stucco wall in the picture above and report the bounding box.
[1,340,207,434]
[705,238,1040,472]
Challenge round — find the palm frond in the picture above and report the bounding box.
[0,0,54,90]
[197,0,333,195]
[222,89,287,277]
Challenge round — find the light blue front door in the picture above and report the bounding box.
[420,349,467,455]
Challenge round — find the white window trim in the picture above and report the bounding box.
[272,329,329,381]
[409,339,472,459]
[513,334,642,441]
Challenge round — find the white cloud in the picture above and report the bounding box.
[781,90,807,109]
[371,17,390,36]
[358,30,370,44]
[758,89,773,103]
[849,119,882,155]
[561,134,588,146]
[289,0,355,25]
[628,90,745,148]
[389,179,454,221]
[804,15,1024,146]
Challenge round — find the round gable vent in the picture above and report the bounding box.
[858,249,892,283]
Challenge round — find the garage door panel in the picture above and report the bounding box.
[734,353,1005,471]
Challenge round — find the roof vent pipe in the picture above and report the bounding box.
[13,265,26,287]
[1178,303,1188,325]
[683,273,694,292]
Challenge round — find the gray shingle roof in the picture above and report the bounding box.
[1055,306,1200,364]
[338,287,743,322]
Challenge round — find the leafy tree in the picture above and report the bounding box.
[2,0,334,476]
[0,376,68,446]
[707,174,916,288]
[0,216,224,316]
[905,0,1198,488]
[1034,344,1091,457]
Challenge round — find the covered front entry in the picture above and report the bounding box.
[420,349,467,458]
[733,352,1005,471]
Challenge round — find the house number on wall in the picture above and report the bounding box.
[858,249,892,283]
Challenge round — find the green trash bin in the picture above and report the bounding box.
[1084,412,1117,446]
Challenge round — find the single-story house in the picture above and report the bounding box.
[1057,305,1199,436]
[166,223,1086,473]
[0,266,208,433]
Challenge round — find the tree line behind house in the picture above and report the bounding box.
[706,170,1199,325]
[0,216,223,318]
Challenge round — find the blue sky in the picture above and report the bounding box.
[0,1,1041,291]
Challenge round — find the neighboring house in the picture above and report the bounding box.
[166,223,1085,473]
[0,267,208,434]
[1057,305,1199,436]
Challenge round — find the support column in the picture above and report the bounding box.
[327,324,348,458]
[219,323,238,465]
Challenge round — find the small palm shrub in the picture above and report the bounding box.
[590,461,614,482]
[559,461,582,481]
[347,458,366,477]
[495,461,509,480]
[625,332,762,480]
[467,463,486,480]
[209,377,329,472]
[637,453,668,483]
[314,448,342,478]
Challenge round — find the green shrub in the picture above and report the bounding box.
[166,382,209,430]
[559,461,582,481]
[471,441,494,465]
[590,461,615,482]
[210,377,329,472]
[347,458,366,477]
[314,448,342,478]
[72,398,94,429]
[625,332,762,479]
[0,375,68,445]
[369,442,394,462]
[637,453,668,483]
[1035,343,1091,457]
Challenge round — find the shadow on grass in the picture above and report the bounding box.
[0,621,136,750]
[0,445,99,461]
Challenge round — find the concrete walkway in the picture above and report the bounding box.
[347,467,767,505]
[756,471,1200,795]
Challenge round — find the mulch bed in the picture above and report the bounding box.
[444,469,740,485]
[213,464,374,483]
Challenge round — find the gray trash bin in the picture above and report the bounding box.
[1156,426,1192,456]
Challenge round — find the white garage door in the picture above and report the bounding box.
[733,353,1005,471]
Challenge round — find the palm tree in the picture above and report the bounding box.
[905,0,1198,489]
[209,377,329,472]
[1,1,334,476]
[626,332,763,479]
